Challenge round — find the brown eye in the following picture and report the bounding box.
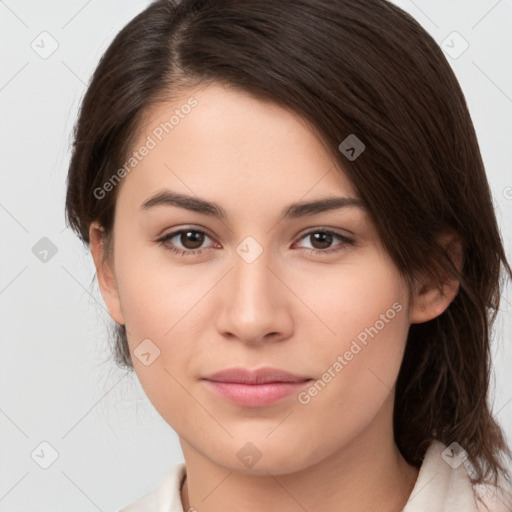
[179,230,205,249]
[158,228,215,255]
[296,229,354,255]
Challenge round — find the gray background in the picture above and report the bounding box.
[0,0,511,510]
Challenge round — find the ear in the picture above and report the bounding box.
[410,232,463,324]
[89,221,125,326]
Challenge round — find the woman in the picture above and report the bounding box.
[65,0,512,510]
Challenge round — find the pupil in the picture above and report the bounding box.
[182,231,204,249]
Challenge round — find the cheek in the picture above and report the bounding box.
[113,248,215,406]
[337,303,409,395]
[301,295,409,402]
[293,302,409,456]
[114,240,205,341]
[294,259,410,408]
[292,254,408,343]
[117,268,201,425]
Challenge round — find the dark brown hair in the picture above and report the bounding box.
[65,0,511,494]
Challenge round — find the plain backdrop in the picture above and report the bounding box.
[0,1,511,510]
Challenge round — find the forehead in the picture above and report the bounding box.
[116,82,358,217]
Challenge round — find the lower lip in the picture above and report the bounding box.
[203,379,312,407]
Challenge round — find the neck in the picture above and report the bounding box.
[179,397,419,512]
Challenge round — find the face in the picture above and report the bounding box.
[95,82,416,475]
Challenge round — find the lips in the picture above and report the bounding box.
[202,366,311,385]
[202,367,313,407]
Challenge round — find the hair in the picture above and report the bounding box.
[65,0,511,496]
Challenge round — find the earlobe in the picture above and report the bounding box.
[89,221,125,326]
[410,232,463,324]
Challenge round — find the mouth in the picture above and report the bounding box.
[202,366,313,407]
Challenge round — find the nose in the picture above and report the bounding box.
[215,243,294,345]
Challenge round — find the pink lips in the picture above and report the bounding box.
[202,367,312,407]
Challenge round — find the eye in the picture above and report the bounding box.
[157,227,217,256]
[157,227,354,257]
[294,228,354,255]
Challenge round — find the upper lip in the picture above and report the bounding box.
[203,367,312,384]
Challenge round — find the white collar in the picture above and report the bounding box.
[120,440,511,512]
[402,440,478,511]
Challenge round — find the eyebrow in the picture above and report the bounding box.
[140,189,366,220]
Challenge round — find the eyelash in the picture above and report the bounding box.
[157,227,354,257]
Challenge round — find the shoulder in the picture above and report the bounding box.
[118,462,187,512]
[403,440,512,512]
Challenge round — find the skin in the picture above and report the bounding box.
[89,82,460,512]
